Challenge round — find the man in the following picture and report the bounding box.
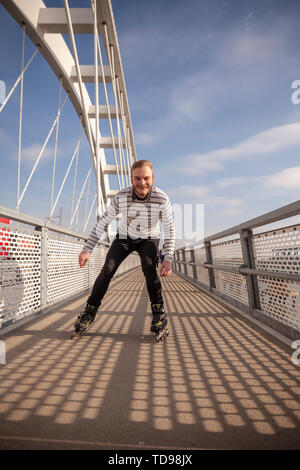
[74,160,175,336]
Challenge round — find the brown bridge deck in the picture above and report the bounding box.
[0,268,299,450]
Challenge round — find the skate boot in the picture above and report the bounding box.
[150,303,169,342]
[71,304,98,339]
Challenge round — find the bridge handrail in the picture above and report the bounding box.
[182,199,300,248]
[0,204,108,245]
[0,204,139,332]
[173,199,300,342]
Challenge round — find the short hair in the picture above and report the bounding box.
[131,160,153,175]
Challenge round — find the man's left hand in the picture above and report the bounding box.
[160,260,172,277]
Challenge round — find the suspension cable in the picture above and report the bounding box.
[70,167,92,227]
[119,83,132,169]
[84,193,97,232]
[102,23,124,188]
[16,24,25,213]
[118,83,133,172]
[63,0,103,203]
[83,170,91,231]
[18,92,69,208]
[0,46,39,114]
[109,43,126,188]
[50,77,63,215]
[93,19,121,189]
[50,131,82,219]
[116,77,130,186]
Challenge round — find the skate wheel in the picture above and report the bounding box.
[71,331,78,340]
[154,328,169,342]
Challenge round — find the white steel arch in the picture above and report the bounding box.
[1,0,137,221]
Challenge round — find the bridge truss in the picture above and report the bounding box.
[1,0,136,231]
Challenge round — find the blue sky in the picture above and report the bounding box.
[0,0,300,244]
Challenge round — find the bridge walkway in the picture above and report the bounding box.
[0,268,299,450]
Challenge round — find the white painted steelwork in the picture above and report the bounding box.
[1,0,137,218]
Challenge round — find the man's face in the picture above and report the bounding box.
[131,165,154,198]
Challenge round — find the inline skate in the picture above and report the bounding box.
[71,304,98,339]
[150,303,169,342]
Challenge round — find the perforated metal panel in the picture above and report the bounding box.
[47,235,91,305]
[0,224,41,328]
[253,225,300,330]
[0,221,141,330]
[194,247,210,286]
[89,244,108,286]
[47,235,140,306]
[211,238,249,305]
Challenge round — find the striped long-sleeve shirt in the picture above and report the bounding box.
[83,185,175,262]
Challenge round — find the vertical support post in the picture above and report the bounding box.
[239,229,261,312]
[88,245,93,290]
[175,251,181,272]
[173,251,176,271]
[181,249,187,275]
[190,248,198,280]
[178,251,182,273]
[205,241,215,291]
[40,226,48,310]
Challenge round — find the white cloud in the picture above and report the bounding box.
[22,143,54,164]
[215,165,300,192]
[205,196,242,208]
[169,28,290,123]
[167,185,208,199]
[264,166,300,189]
[135,131,160,147]
[129,17,297,149]
[218,28,287,68]
[167,184,243,211]
[217,177,248,188]
[202,195,244,217]
[0,128,9,143]
[20,139,78,166]
[174,122,300,175]
[224,207,243,216]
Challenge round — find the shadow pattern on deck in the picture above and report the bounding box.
[0,268,299,450]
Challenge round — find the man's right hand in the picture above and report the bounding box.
[79,251,90,268]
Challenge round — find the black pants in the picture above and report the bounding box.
[87,236,163,309]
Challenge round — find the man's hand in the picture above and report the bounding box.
[79,251,90,268]
[160,259,172,277]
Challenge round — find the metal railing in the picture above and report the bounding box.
[174,200,300,341]
[0,204,139,330]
